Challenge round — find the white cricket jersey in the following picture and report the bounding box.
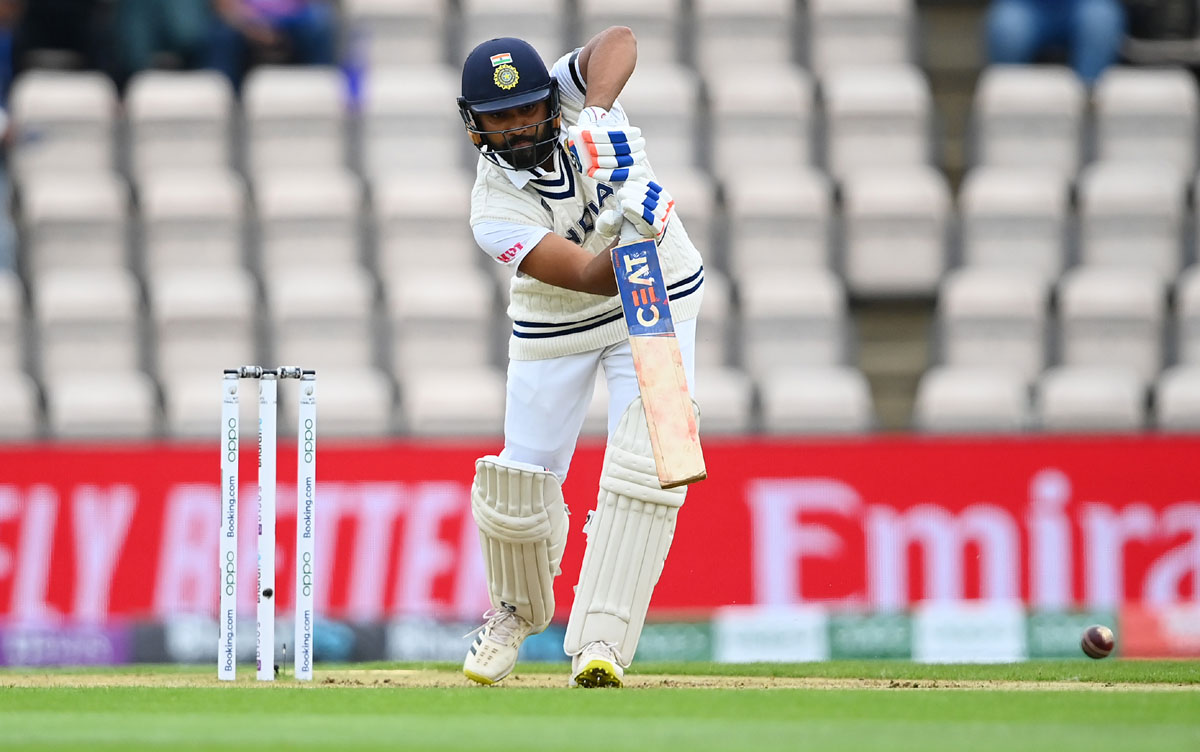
[470,49,705,361]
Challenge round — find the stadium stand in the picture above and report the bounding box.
[913,365,1032,433]
[0,268,24,373]
[1091,65,1199,173]
[968,65,1085,175]
[957,166,1070,282]
[19,171,129,278]
[707,64,816,179]
[2,0,1198,440]
[578,0,683,65]
[138,168,247,274]
[759,366,876,434]
[821,63,934,179]
[937,266,1049,382]
[342,0,450,69]
[841,165,950,296]
[807,0,915,73]
[125,70,235,177]
[693,0,799,70]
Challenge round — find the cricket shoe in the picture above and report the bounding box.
[570,641,624,688]
[463,606,533,685]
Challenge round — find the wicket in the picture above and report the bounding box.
[220,366,317,682]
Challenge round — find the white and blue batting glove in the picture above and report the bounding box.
[595,179,675,242]
[567,106,649,182]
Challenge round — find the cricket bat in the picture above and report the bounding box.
[611,222,706,488]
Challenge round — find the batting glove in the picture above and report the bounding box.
[567,106,649,183]
[595,179,675,242]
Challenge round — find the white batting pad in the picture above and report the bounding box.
[564,398,688,666]
[471,455,568,633]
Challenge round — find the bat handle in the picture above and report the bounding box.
[619,218,644,244]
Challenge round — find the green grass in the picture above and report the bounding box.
[1,661,1197,751]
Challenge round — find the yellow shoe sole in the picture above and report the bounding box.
[572,660,623,688]
[463,670,498,686]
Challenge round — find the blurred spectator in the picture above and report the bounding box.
[110,0,212,90]
[207,0,336,88]
[12,0,111,75]
[1123,0,1196,41]
[0,1,17,105]
[986,0,1128,85]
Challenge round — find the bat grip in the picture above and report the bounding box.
[619,218,644,243]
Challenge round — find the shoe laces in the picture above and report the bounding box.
[584,640,620,662]
[464,607,528,643]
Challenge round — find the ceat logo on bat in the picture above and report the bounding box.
[612,239,675,337]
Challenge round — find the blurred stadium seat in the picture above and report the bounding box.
[125,70,234,177]
[937,267,1049,381]
[148,266,258,377]
[738,268,847,379]
[723,169,832,277]
[1036,366,1147,432]
[969,65,1085,176]
[1177,266,1200,365]
[138,168,247,274]
[0,369,40,440]
[0,269,25,373]
[34,267,142,375]
[578,0,682,64]
[693,0,798,70]
[265,266,378,372]
[1092,66,1198,174]
[615,62,703,173]
[254,167,363,275]
[822,63,933,179]
[372,172,478,276]
[695,366,755,434]
[807,0,914,73]
[343,0,449,69]
[360,64,467,179]
[19,171,129,278]
[708,65,816,179]
[1154,365,1200,432]
[957,166,1070,282]
[459,0,566,63]
[9,70,117,178]
[913,366,1031,434]
[242,66,347,174]
[1057,267,1165,382]
[758,366,875,434]
[385,266,496,378]
[45,369,159,439]
[841,166,950,296]
[399,367,506,436]
[1077,161,1186,280]
[695,268,732,368]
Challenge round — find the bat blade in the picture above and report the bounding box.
[611,236,706,488]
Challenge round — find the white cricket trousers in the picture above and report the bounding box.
[499,317,697,482]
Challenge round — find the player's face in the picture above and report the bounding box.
[477,99,555,169]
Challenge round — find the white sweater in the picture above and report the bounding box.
[469,50,705,360]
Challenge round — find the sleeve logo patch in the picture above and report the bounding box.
[498,241,523,263]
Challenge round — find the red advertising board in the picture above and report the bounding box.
[0,435,1197,623]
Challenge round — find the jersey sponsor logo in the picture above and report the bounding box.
[498,241,523,263]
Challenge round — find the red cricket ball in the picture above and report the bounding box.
[1081,624,1115,659]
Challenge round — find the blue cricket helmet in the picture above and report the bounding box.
[457,37,562,170]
